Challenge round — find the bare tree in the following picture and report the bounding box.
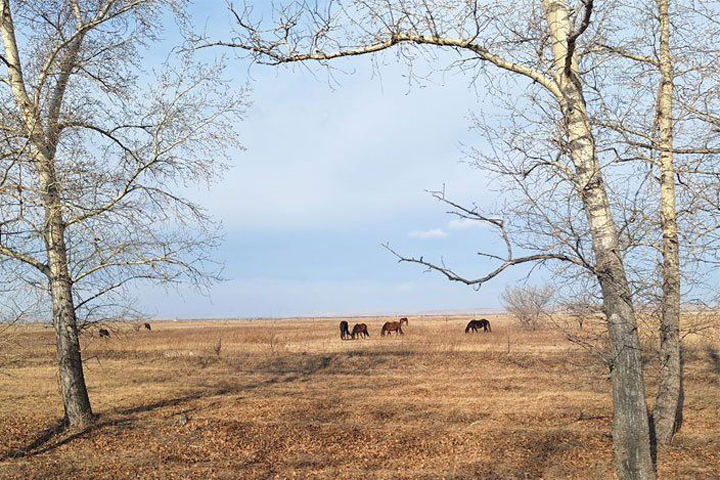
[206,1,659,478]
[556,288,604,331]
[587,0,720,444]
[0,0,245,428]
[500,284,554,330]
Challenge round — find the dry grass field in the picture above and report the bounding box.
[1,315,718,480]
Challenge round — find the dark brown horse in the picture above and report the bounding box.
[143,322,152,331]
[351,323,370,339]
[98,328,111,338]
[465,319,491,333]
[339,320,351,340]
[381,320,406,336]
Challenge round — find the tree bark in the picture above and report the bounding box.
[652,0,683,445]
[543,1,656,478]
[49,230,94,428]
[39,135,93,428]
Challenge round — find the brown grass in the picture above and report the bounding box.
[0,315,718,479]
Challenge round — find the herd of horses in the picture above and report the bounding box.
[98,322,151,338]
[339,317,492,339]
[96,318,492,340]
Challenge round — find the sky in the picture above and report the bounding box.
[135,3,538,318]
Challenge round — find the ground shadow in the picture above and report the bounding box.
[4,419,67,458]
[3,416,133,460]
[3,351,339,460]
[707,346,720,375]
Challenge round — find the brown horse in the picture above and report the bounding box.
[465,319,491,333]
[98,328,111,338]
[351,323,369,339]
[144,322,152,331]
[381,320,405,336]
[339,320,351,340]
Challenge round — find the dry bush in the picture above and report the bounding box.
[264,330,286,356]
[501,285,554,330]
[213,336,223,357]
[559,296,604,330]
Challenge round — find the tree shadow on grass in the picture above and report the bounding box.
[707,346,720,375]
[2,416,133,461]
[4,419,66,458]
[3,351,339,460]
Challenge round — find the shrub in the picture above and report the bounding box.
[501,285,554,330]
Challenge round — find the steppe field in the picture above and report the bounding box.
[1,315,718,480]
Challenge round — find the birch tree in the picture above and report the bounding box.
[204,1,658,478]
[0,0,244,428]
[593,0,720,444]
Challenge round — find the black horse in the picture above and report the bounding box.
[465,319,492,333]
[339,320,351,340]
[99,328,111,338]
[144,322,152,331]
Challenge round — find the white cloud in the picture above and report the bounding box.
[408,228,447,239]
[447,218,486,230]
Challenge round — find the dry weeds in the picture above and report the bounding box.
[0,315,718,479]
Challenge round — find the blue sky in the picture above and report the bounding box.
[136,3,537,318]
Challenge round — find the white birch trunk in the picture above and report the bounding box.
[543,1,656,478]
[652,0,683,445]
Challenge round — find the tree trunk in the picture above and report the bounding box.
[44,170,94,428]
[543,1,656,478]
[50,252,94,428]
[652,0,683,445]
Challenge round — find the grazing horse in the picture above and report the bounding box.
[339,320,351,340]
[381,321,404,336]
[465,319,492,333]
[351,323,370,339]
[144,322,152,331]
[98,328,111,338]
